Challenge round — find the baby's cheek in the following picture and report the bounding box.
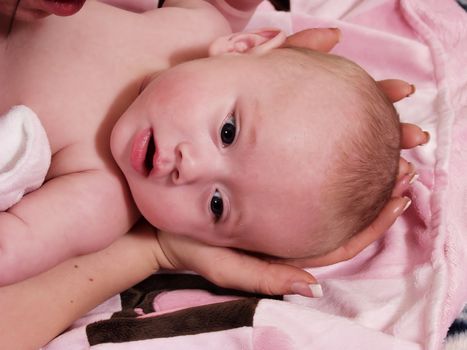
[135,193,180,233]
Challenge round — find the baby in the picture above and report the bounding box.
[111,46,400,259]
[0,0,399,285]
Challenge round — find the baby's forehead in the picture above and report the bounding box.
[267,48,370,92]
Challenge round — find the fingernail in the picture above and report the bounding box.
[291,282,324,298]
[330,28,341,42]
[407,84,416,97]
[310,284,324,298]
[420,131,431,146]
[402,197,412,213]
[409,173,419,185]
[422,131,431,145]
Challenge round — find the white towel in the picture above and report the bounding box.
[0,105,51,211]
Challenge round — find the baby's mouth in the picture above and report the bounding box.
[144,133,156,173]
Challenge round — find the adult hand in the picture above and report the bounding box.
[155,227,321,298]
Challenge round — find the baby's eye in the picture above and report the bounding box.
[210,190,224,222]
[220,114,236,146]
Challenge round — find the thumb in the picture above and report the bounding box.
[157,232,323,298]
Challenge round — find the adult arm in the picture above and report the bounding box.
[0,222,157,350]
[0,220,317,349]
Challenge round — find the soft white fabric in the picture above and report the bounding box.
[0,105,51,211]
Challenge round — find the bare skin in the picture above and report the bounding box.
[0,0,235,284]
[0,22,428,348]
[0,1,422,285]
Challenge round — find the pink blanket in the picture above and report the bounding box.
[44,0,467,349]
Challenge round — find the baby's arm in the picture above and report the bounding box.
[0,169,137,285]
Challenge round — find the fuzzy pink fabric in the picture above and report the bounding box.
[249,0,467,349]
[44,0,467,349]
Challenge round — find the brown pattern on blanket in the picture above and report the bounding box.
[86,274,282,345]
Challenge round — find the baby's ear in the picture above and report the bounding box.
[209,28,286,57]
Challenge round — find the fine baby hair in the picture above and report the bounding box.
[266,47,400,257]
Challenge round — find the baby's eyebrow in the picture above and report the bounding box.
[232,206,243,231]
[246,119,257,148]
[244,100,260,148]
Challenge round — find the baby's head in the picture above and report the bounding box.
[111,30,400,259]
[284,47,402,257]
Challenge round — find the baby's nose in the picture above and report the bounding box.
[172,142,211,184]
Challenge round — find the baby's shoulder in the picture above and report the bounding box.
[141,0,231,56]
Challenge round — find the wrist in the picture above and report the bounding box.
[127,220,164,273]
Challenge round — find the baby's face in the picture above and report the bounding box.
[111,54,347,258]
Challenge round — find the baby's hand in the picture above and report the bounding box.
[154,228,323,298]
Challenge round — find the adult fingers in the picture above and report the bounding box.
[392,172,418,197]
[157,232,322,298]
[400,123,430,148]
[398,158,414,179]
[274,196,411,268]
[377,79,415,102]
[375,81,430,147]
[283,28,340,52]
